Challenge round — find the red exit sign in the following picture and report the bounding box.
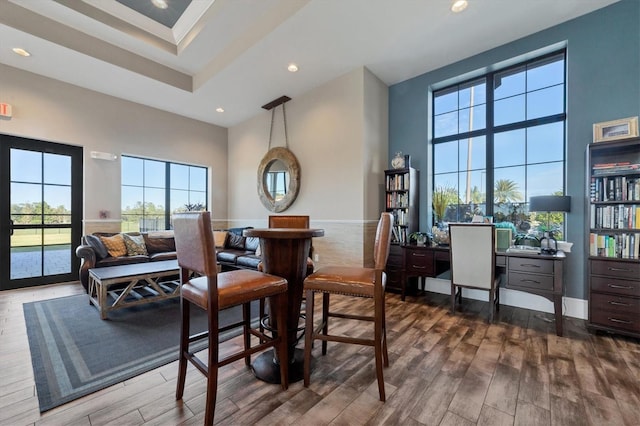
[0,103,12,118]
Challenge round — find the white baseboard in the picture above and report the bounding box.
[421,278,588,320]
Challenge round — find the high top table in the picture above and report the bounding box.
[243,227,324,383]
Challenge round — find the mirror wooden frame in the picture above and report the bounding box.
[257,147,300,212]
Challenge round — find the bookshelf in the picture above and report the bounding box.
[384,165,418,295]
[586,137,640,338]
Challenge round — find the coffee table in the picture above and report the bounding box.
[88,260,180,319]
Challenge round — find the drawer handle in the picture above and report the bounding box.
[520,264,540,268]
[520,279,541,284]
[607,267,633,272]
[608,284,633,290]
[608,317,632,325]
[412,265,427,269]
[608,301,631,307]
[412,253,426,257]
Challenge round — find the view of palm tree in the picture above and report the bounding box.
[494,179,524,204]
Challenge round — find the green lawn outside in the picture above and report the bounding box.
[12,228,71,247]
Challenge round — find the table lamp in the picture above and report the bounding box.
[529,195,571,254]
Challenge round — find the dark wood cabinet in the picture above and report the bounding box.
[586,138,640,338]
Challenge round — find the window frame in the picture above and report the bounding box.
[121,155,208,231]
[431,50,567,237]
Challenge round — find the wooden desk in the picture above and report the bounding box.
[243,228,324,383]
[397,245,566,336]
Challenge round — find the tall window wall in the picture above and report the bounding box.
[121,156,207,231]
[432,51,567,238]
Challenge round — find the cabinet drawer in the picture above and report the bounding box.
[591,276,640,297]
[508,257,553,274]
[591,292,640,315]
[591,259,640,280]
[590,308,640,333]
[405,250,434,274]
[508,271,554,291]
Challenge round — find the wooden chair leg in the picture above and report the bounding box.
[374,297,386,401]
[381,295,389,367]
[204,310,219,426]
[303,289,314,387]
[243,302,251,366]
[176,298,190,400]
[321,292,329,355]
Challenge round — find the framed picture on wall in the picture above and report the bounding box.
[593,116,639,143]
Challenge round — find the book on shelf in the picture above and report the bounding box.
[592,162,640,176]
[589,232,640,259]
[590,176,640,202]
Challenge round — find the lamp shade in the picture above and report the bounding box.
[529,195,571,213]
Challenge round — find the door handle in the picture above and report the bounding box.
[9,219,13,236]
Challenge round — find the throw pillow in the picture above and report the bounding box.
[123,233,148,256]
[227,233,245,250]
[85,234,109,259]
[99,234,127,257]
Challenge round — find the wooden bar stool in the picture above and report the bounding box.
[302,212,392,401]
[172,211,289,425]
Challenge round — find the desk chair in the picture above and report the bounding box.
[302,212,392,401]
[448,223,500,322]
[172,212,289,425]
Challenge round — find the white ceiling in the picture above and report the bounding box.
[0,0,619,128]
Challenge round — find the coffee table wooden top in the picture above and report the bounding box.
[89,259,179,281]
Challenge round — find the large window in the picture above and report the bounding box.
[432,51,566,238]
[121,156,207,231]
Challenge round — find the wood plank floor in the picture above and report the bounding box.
[1,282,639,425]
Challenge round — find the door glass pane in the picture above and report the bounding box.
[44,230,71,275]
[44,153,71,185]
[44,185,71,224]
[11,229,42,279]
[11,182,42,216]
[11,149,42,183]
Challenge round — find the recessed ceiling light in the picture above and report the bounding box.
[12,47,31,57]
[287,63,299,73]
[216,107,224,113]
[151,0,168,9]
[451,0,468,13]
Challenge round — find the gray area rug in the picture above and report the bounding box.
[24,294,253,412]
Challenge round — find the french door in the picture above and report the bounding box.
[0,134,83,290]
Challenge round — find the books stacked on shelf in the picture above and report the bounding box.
[390,208,407,226]
[390,225,407,244]
[386,172,409,191]
[589,232,640,259]
[590,176,640,202]
[386,192,408,208]
[590,204,640,229]
[592,162,640,176]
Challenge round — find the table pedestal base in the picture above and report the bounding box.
[252,348,311,384]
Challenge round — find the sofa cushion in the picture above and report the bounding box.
[217,249,245,264]
[123,233,148,256]
[236,254,262,269]
[144,232,176,254]
[149,252,177,262]
[213,230,228,248]
[100,234,127,257]
[227,233,245,250]
[96,255,149,267]
[85,234,109,259]
[245,236,259,252]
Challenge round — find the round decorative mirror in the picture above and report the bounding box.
[257,147,300,212]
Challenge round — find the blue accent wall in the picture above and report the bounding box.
[389,0,640,299]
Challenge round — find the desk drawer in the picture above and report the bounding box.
[508,257,553,274]
[591,292,640,315]
[591,276,640,297]
[405,250,434,274]
[591,259,640,280]
[508,271,554,291]
[590,307,640,333]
